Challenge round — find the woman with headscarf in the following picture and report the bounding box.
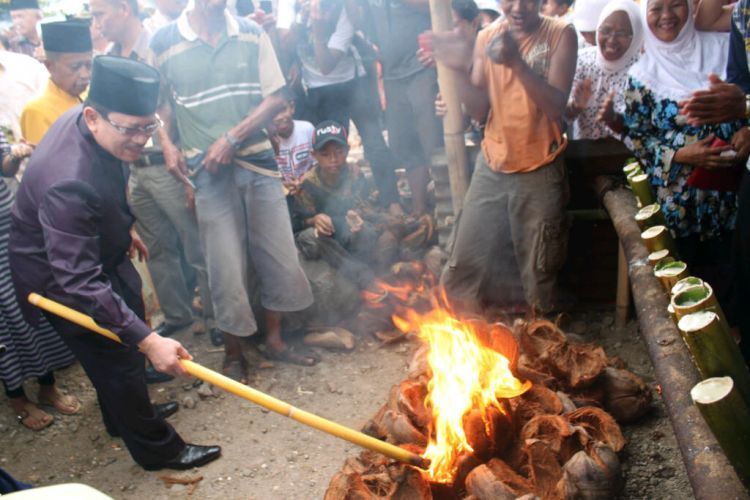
[603,0,743,281]
[566,0,644,140]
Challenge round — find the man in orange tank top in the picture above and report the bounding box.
[433,0,577,313]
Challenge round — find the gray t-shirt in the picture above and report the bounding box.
[366,0,431,81]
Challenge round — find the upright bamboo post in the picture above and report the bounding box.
[429,0,469,213]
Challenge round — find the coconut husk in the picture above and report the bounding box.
[391,467,433,500]
[556,392,577,414]
[464,405,514,460]
[555,443,622,500]
[600,367,652,423]
[362,404,389,440]
[520,415,574,457]
[325,471,381,500]
[566,408,625,452]
[465,459,534,500]
[546,342,608,390]
[489,322,520,372]
[526,440,564,500]
[517,354,558,389]
[568,384,605,409]
[397,379,430,430]
[408,344,430,379]
[519,320,567,361]
[383,410,428,447]
[512,385,564,424]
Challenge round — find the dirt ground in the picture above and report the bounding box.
[0,308,693,499]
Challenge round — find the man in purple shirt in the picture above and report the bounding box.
[9,56,220,471]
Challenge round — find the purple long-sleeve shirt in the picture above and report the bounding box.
[9,106,151,345]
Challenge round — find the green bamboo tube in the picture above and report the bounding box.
[629,173,655,206]
[671,276,704,297]
[641,225,678,256]
[654,260,689,292]
[667,303,677,324]
[672,283,729,332]
[635,203,667,230]
[678,312,750,406]
[647,249,672,267]
[623,161,640,176]
[691,377,750,486]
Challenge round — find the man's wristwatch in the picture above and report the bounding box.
[224,131,240,149]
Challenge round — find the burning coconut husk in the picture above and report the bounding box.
[325,298,651,500]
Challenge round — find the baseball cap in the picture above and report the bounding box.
[313,121,348,151]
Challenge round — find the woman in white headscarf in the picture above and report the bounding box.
[566,0,643,140]
[604,0,742,282]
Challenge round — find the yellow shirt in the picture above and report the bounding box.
[20,79,83,145]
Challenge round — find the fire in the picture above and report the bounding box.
[394,299,531,484]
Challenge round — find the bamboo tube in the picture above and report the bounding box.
[691,377,750,486]
[626,168,644,181]
[622,161,641,177]
[678,312,750,406]
[634,203,666,230]
[429,0,469,213]
[671,276,704,297]
[654,260,689,292]
[629,173,655,206]
[27,293,430,469]
[641,225,678,256]
[667,303,677,324]
[647,249,672,267]
[671,283,729,332]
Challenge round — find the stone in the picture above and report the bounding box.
[182,396,197,409]
[197,383,215,399]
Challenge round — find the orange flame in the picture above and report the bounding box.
[394,298,531,484]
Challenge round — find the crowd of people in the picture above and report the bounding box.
[0,0,748,478]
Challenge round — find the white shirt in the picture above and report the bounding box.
[0,50,48,141]
[144,10,176,34]
[276,120,315,181]
[276,1,358,88]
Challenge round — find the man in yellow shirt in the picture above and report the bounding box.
[20,21,92,145]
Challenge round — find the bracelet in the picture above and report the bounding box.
[223,131,240,149]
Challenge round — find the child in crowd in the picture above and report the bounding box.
[541,0,573,18]
[271,99,315,195]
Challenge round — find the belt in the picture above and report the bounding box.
[134,152,165,167]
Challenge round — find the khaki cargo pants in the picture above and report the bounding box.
[441,152,570,312]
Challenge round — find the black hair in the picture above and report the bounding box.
[452,0,480,21]
[82,99,111,118]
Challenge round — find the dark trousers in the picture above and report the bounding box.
[733,171,750,362]
[350,73,400,207]
[298,79,355,130]
[43,280,184,468]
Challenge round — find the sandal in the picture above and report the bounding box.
[222,357,249,385]
[262,344,321,366]
[15,402,54,431]
[38,389,81,415]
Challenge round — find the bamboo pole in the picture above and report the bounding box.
[653,260,688,292]
[678,311,750,406]
[628,173,655,206]
[429,0,469,213]
[641,225,678,256]
[634,203,666,230]
[615,243,630,328]
[27,293,430,470]
[691,377,750,487]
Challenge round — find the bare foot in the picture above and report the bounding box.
[38,385,81,415]
[9,397,54,431]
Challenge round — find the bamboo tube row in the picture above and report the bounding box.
[619,160,750,482]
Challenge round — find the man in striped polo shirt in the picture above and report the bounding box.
[150,0,315,381]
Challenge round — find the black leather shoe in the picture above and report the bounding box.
[155,321,193,338]
[143,444,222,471]
[155,402,179,420]
[209,328,224,347]
[145,365,174,384]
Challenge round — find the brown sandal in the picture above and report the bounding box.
[15,403,54,431]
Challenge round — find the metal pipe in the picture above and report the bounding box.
[593,176,749,500]
[28,293,430,470]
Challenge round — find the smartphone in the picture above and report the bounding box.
[260,0,273,13]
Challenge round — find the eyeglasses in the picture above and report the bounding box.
[597,29,633,41]
[103,115,163,137]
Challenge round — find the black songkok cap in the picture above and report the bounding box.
[10,0,39,10]
[88,56,161,117]
[42,21,92,53]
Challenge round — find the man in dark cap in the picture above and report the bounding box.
[9,56,221,471]
[8,0,42,59]
[20,21,92,144]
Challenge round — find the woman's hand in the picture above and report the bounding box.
[673,134,737,169]
[596,92,624,134]
[566,78,593,119]
[434,92,447,117]
[731,127,750,161]
[312,213,335,236]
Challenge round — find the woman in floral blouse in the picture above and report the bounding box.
[604,0,743,268]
